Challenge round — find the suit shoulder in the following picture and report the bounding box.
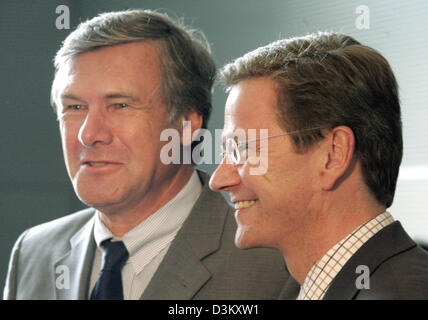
[19,208,95,248]
[385,246,428,298]
[365,246,428,299]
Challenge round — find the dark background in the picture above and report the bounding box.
[1,0,427,296]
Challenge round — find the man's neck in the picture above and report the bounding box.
[97,165,195,237]
[281,200,386,285]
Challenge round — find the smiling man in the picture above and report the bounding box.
[57,42,191,231]
[4,10,293,300]
[210,32,428,299]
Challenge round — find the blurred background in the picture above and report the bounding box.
[1,0,427,295]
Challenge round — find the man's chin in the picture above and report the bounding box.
[76,194,122,213]
[234,230,253,249]
[234,227,271,250]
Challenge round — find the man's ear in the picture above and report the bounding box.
[180,111,203,146]
[319,126,356,190]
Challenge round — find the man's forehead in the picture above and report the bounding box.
[224,85,256,123]
[52,60,76,103]
[53,43,163,102]
[223,78,281,136]
[222,109,276,142]
[57,42,161,77]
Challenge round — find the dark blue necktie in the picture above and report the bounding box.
[90,239,129,300]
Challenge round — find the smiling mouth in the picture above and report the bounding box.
[83,161,116,167]
[234,200,257,209]
[88,162,108,167]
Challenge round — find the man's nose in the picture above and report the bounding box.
[78,109,113,148]
[209,157,241,192]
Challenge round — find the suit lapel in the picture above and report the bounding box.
[54,214,96,300]
[140,236,213,299]
[323,221,416,300]
[141,171,229,299]
[278,275,300,300]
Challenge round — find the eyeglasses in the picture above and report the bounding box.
[220,127,323,165]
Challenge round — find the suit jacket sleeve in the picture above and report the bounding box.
[3,230,29,300]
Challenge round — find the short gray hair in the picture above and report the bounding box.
[51,9,216,128]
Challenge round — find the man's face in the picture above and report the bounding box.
[209,77,319,250]
[56,42,182,215]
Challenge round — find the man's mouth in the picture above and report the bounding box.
[82,161,121,167]
[234,200,257,209]
[86,162,108,167]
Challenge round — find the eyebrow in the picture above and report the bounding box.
[60,93,141,103]
[104,93,141,103]
[60,93,87,103]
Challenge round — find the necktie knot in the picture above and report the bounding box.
[90,239,129,300]
[101,239,129,271]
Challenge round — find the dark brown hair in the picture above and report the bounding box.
[221,32,402,208]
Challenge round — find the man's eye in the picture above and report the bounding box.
[114,103,129,109]
[65,105,85,111]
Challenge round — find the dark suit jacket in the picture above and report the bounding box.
[324,221,428,300]
[4,171,296,300]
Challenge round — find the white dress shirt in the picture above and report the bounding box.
[89,170,202,299]
[297,211,395,300]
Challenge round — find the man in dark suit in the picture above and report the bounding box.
[209,32,428,299]
[4,10,293,300]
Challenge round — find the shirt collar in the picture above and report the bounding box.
[93,170,202,272]
[297,211,394,300]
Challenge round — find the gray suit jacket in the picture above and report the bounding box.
[324,221,428,300]
[4,171,295,300]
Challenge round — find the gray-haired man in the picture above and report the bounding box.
[4,10,294,300]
